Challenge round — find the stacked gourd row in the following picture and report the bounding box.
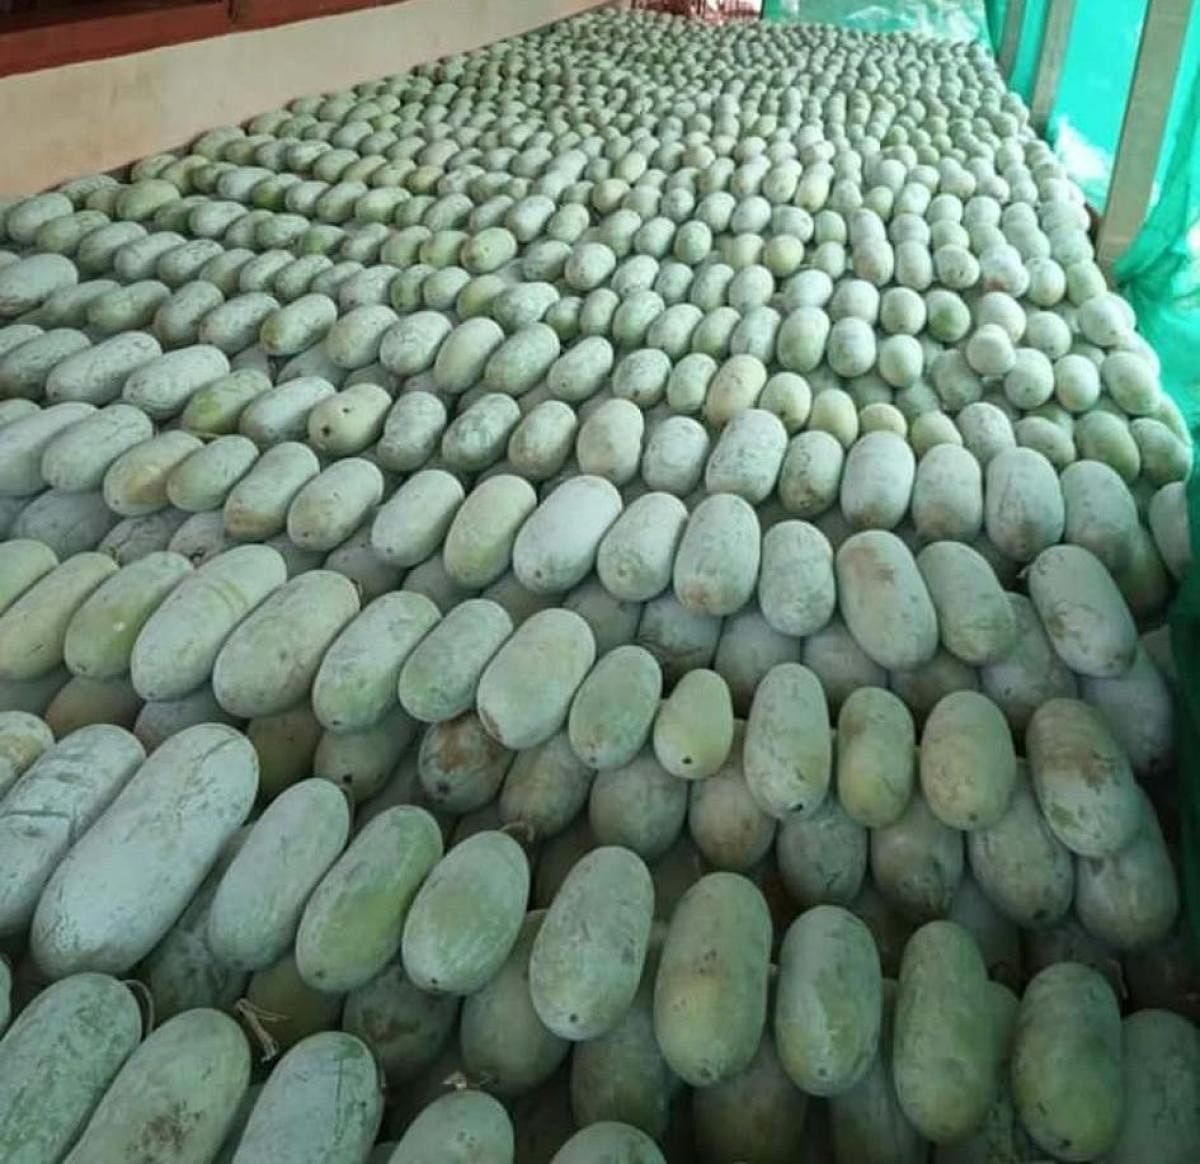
[0,7,1196,1164]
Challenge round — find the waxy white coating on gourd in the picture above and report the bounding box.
[705,408,788,502]
[441,393,522,472]
[0,329,90,401]
[0,539,58,616]
[296,805,444,994]
[230,1033,382,1164]
[568,645,663,772]
[1027,543,1138,678]
[401,829,530,995]
[286,457,384,552]
[893,920,997,1146]
[444,474,539,590]
[311,591,439,733]
[916,541,1015,667]
[390,1090,515,1164]
[0,551,117,681]
[306,382,391,457]
[673,493,760,617]
[130,543,287,700]
[836,530,938,671]
[0,973,142,1164]
[596,492,688,604]
[371,469,465,568]
[1026,697,1141,857]
[653,872,771,1087]
[513,475,623,594]
[10,489,116,560]
[377,391,448,473]
[31,722,258,977]
[223,441,320,541]
[912,442,983,543]
[743,662,831,819]
[398,598,512,724]
[179,369,271,437]
[207,777,350,971]
[967,768,1074,930]
[0,402,95,497]
[775,905,882,1096]
[530,846,655,1040]
[839,430,916,530]
[476,607,595,750]
[0,724,144,935]
[1011,963,1123,1161]
[919,691,1016,831]
[836,687,916,828]
[40,403,154,492]
[0,708,54,799]
[64,1008,250,1164]
[102,430,203,517]
[758,519,836,637]
[237,375,338,446]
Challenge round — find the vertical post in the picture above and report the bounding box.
[998,0,1027,78]
[1030,0,1077,133]
[1097,0,1195,273]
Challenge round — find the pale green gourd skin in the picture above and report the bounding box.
[893,921,995,1144]
[223,442,319,540]
[0,973,142,1164]
[1011,963,1123,1162]
[836,529,938,672]
[569,645,662,772]
[0,538,58,617]
[653,872,772,1087]
[0,328,91,401]
[529,846,654,1041]
[0,16,1194,1161]
[64,1009,250,1164]
[551,1121,666,1164]
[285,458,383,552]
[0,551,117,682]
[0,723,144,936]
[461,911,569,1096]
[744,661,831,818]
[775,906,882,1097]
[41,402,155,491]
[390,1090,514,1164]
[130,544,287,701]
[402,830,530,995]
[31,723,258,978]
[206,778,350,972]
[230,1033,382,1164]
[296,806,442,994]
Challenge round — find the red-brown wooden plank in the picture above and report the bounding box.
[0,0,230,77]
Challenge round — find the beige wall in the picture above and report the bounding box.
[0,0,608,194]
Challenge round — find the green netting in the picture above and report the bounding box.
[762,0,988,40]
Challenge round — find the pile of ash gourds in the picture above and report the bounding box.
[0,8,1196,1162]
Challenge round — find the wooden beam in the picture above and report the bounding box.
[1030,0,1077,133]
[997,0,1026,78]
[1097,0,1195,272]
[0,0,230,77]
